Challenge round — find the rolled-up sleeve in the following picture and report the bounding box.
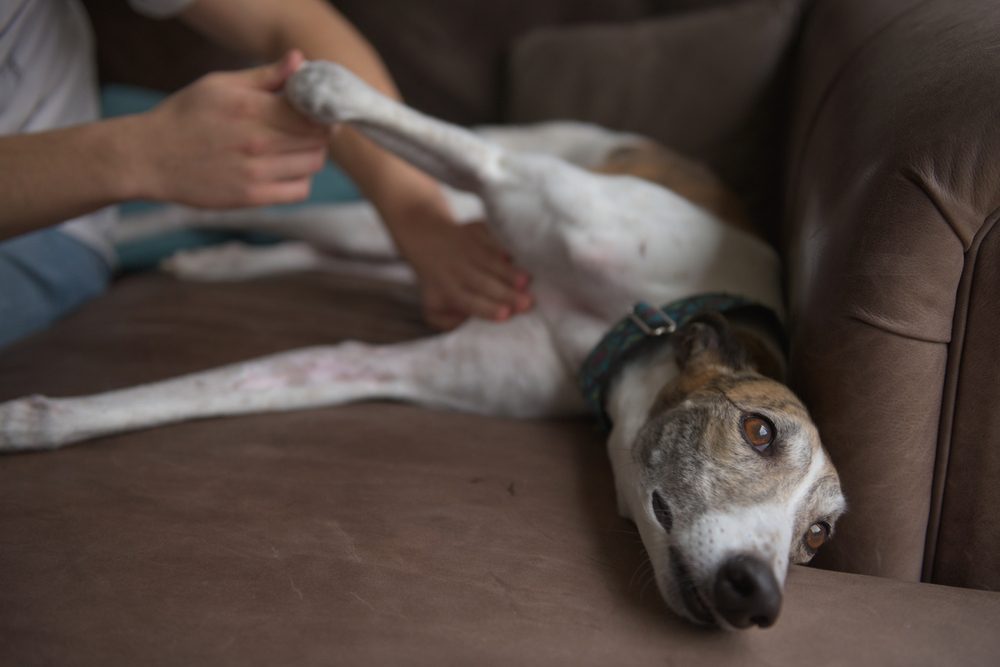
[127,0,197,19]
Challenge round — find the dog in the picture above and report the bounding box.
[0,62,845,630]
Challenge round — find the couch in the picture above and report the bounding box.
[2,0,999,663]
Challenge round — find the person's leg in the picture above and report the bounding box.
[0,229,112,349]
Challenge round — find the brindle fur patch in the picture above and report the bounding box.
[790,471,846,564]
[640,319,831,523]
[591,142,755,237]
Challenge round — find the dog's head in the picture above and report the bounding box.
[627,313,845,629]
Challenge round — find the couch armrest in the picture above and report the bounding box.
[783,0,1000,587]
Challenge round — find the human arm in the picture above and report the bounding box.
[178,0,533,328]
[0,53,327,242]
[0,117,145,241]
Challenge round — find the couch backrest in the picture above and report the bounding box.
[85,0,803,225]
[84,0,738,123]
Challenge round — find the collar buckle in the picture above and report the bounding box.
[628,302,677,337]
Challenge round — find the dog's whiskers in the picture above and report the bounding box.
[629,553,653,591]
[608,528,643,542]
[638,567,658,601]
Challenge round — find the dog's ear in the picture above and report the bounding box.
[673,313,748,373]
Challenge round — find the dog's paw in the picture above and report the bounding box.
[285,61,373,125]
[162,242,320,282]
[0,394,60,453]
[161,242,263,282]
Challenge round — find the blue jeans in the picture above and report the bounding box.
[0,228,112,349]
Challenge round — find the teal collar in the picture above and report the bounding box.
[578,294,778,429]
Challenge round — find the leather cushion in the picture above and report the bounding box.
[2,272,1000,664]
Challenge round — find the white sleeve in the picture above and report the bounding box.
[127,0,197,19]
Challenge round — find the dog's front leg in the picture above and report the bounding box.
[0,315,579,452]
[287,62,509,194]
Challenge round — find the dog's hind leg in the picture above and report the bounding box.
[0,314,580,452]
[160,240,416,284]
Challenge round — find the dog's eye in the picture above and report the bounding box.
[804,522,831,552]
[651,491,673,533]
[741,414,775,454]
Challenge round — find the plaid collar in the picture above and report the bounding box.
[578,293,776,429]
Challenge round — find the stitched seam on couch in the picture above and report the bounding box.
[922,207,1000,583]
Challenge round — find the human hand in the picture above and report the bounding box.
[388,208,533,331]
[135,50,329,208]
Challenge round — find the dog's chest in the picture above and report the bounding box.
[545,220,783,331]
[507,171,784,325]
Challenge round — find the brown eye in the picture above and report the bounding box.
[805,522,831,552]
[741,414,775,454]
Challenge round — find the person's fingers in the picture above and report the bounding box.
[419,289,468,331]
[511,268,532,293]
[465,222,532,291]
[467,261,533,313]
[244,178,312,207]
[248,149,326,183]
[465,267,533,313]
[451,282,512,322]
[468,241,520,286]
[479,252,532,296]
[512,290,534,313]
[285,49,307,75]
[254,94,329,137]
[443,232,524,312]
[465,221,504,256]
[240,124,328,157]
[460,267,523,314]
[238,50,304,92]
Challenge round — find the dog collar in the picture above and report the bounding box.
[579,293,770,429]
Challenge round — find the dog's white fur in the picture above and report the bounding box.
[0,62,844,628]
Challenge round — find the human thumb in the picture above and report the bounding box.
[242,49,306,92]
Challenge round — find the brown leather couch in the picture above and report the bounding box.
[783,0,1000,591]
[2,0,999,664]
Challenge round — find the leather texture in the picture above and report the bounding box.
[83,0,732,124]
[2,273,1000,665]
[785,0,1000,586]
[4,0,998,661]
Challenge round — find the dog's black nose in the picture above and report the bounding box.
[713,555,782,629]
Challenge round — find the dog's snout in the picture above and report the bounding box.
[713,555,782,629]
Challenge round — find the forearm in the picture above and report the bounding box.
[180,0,452,236]
[181,0,398,99]
[0,116,146,240]
[276,10,454,243]
[175,0,528,327]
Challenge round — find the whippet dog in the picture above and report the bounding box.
[0,62,846,630]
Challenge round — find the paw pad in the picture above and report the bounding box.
[286,61,368,125]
